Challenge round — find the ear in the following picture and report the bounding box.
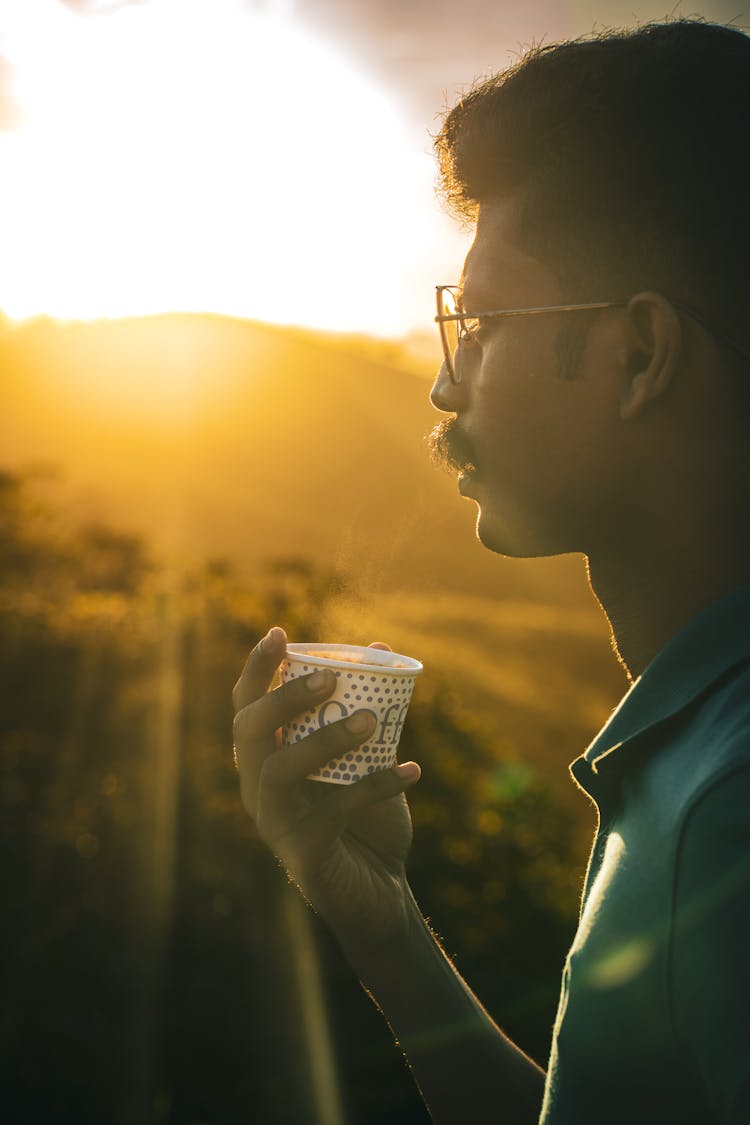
[619,292,683,422]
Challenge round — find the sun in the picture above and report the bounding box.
[0,0,445,336]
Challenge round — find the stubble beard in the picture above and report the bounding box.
[428,417,559,559]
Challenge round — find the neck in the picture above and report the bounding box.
[586,518,750,682]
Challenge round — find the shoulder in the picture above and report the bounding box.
[634,659,750,830]
[670,763,750,1118]
[703,657,750,743]
[668,657,750,805]
[675,761,750,909]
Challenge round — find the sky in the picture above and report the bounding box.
[0,0,746,336]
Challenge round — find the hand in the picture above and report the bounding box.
[233,626,422,958]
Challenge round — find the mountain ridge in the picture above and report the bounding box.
[1,311,597,609]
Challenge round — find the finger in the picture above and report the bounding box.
[233,666,338,750]
[343,761,421,806]
[269,773,418,879]
[260,752,419,861]
[232,626,287,712]
[234,668,342,816]
[261,709,377,792]
[317,760,421,823]
[367,641,392,651]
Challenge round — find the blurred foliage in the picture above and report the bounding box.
[0,466,582,1124]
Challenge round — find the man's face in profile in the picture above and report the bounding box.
[430,196,626,561]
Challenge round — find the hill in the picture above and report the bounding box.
[1,312,599,607]
[0,312,626,811]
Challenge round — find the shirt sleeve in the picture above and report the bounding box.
[671,762,750,1122]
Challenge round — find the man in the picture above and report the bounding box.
[233,20,750,1122]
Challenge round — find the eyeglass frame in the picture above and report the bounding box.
[435,283,750,384]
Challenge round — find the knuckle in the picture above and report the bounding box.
[232,710,243,741]
[232,707,252,745]
[232,650,255,694]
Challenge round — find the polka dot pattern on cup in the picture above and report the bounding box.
[278,649,420,785]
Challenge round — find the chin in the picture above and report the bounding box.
[475,507,568,560]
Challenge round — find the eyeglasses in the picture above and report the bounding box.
[435,284,750,385]
[435,284,623,384]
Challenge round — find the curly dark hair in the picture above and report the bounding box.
[435,20,750,365]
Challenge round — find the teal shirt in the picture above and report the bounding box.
[541,582,750,1123]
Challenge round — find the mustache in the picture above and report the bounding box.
[427,417,477,474]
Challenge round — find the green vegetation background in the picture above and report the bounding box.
[0,316,625,1123]
[1,464,603,1124]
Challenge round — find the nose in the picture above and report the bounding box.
[430,360,468,413]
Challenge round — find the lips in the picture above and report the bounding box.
[458,468,479,496]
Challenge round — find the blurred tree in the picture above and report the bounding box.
[401,687,579,1063]
[0,466,580,1124]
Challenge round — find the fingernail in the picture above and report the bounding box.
[394,762,420,781]
[306,669,333,692]
[345,711,375,734]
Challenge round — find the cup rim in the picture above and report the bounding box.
[284,642,422,676]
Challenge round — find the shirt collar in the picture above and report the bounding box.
[571,579,750,794]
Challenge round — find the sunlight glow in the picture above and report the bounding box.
[0,0,446,335]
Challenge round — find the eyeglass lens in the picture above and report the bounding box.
[438,288,461,383]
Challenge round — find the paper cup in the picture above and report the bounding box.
[279,643,423,784]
